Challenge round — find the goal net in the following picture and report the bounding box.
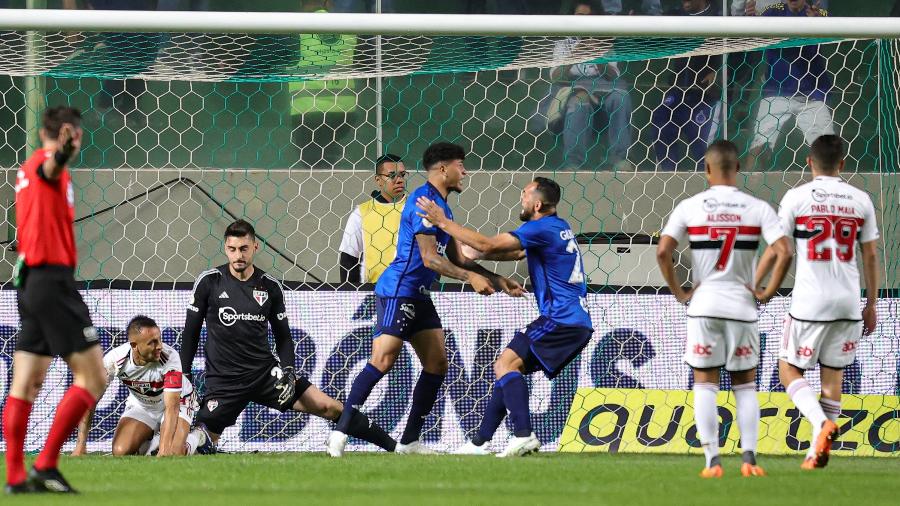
[0,10,897,455]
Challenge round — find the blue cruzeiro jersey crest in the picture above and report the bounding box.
[376,182,452,299]
[509,214,592,328]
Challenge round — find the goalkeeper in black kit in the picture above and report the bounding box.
[180,219,396,454]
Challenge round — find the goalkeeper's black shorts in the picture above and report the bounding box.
[196,367,312,435]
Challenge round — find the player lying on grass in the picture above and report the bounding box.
[181,220,395,454]
[757,134,880,470]
[657,140,793,478]
[73,315,209,457]
[328,142,522,456]
[416,177,592,457]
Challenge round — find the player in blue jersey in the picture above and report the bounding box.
[748,0,833,169]
[415,177,594,457]
[327,142,523,456]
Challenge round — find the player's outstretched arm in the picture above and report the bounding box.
[72,405,97,456]
[656,235,695,304]
[415,234,495,295]
[157,391,181,457]
[753,236,793,304]
[447,238,524,297]
[416,196,524,256]
[861,239,880,335]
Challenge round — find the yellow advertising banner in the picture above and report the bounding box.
[559,388,900,457]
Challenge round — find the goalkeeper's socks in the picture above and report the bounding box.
[35,386,96,471]
[499,372,532,437]
[400,371,444,445]
[345,408,396,452]
[3,396,32,485]
[733,382,759,456]
[335,363,384,433]
[472,382,506,446]
[693,382,720,468]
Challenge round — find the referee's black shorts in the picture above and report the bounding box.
[16,265,98,357]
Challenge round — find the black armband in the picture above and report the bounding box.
[54,150,71,167]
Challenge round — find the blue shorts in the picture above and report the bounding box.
[508,316,593,379]
[374,296,442,341]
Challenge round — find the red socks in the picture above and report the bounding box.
[34,386,96,471]
[3,396,33,485]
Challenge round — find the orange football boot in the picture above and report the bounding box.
[811,420,838,468]
[699,465,723,478]
[741,463,767,477]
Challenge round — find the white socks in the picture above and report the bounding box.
[733,382,759,456]
[185,430,203,455]
[693,382,720,467]
[808,397,841,458]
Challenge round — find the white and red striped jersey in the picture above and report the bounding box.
[104,342,191,408]
[662,185,785,321]
[778,176,879,321]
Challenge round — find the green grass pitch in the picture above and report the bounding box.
[3,452,900,505]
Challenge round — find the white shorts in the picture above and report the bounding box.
[121,392,199,432]
[779,316,863,370]
[684,317,759,371]
[750,96,835,150]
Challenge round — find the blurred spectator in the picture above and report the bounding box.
[530,1,633,169]
[651,0,722,171]
[748,0,833,168]
[338,154,407,284]
[602,0,661,15]
[732,0,827,15]
[333,0,394,12]
[64,0,162,125]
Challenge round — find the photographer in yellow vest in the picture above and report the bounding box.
[338,154,407,283]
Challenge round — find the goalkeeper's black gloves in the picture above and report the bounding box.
[272,366,297,406]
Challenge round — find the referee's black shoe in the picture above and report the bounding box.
[4,481,36,494]
[28,466,77,494]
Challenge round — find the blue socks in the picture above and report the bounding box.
[499,372,532,437]
[472,382,506,446]
[400,371,445,445]
[335,363,384,433]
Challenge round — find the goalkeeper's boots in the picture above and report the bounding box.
[326,431,349,458]
[28,466,77,494]
[496,433,540,458]
[453,440,492,456]
[699,465,724,479]
[740,463,767,477]
[195,424,217,455]
[811,419,838,469]
[395,440,437,455]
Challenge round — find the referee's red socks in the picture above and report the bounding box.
[34,386,96,471]
[3,396,33,485]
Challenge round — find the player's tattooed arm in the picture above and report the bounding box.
[861,239,880,335]
[415,197,524,256]
[157,391,181,457]
[656,235,696,304]
[415,234,495,295]
[447,238,524,297]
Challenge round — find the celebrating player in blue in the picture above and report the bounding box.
[416,177,594,457]
[327,142,523,456]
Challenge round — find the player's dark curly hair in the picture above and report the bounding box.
[42,106,82,137]
[810,135,845,173]
[224,219,256,240]
[533,177,561,209]
[127,315,158,339]
[422,142,465,170]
